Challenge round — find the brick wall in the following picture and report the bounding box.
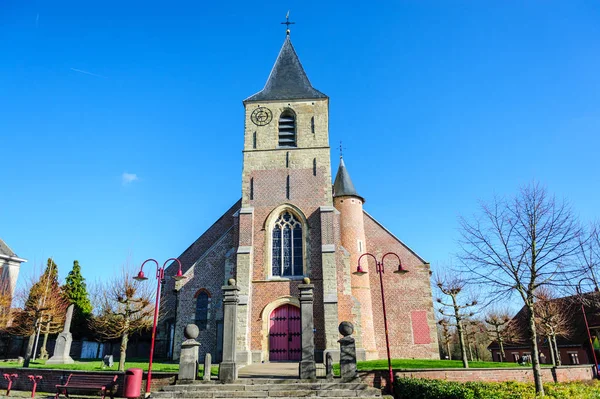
[0,368,177,397]
[363,212,439,360]
[359,365,595,389]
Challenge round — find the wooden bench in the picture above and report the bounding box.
[55,374,118,399]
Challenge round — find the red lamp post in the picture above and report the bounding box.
[134,258,186,395]
[354,252,408,394]
[576,277,599,377]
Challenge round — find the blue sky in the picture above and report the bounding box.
[1,1,599,293]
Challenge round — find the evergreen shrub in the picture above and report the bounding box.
[396,377,600,399]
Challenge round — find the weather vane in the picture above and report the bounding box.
[281,10,295,35]
[339,141,345,159]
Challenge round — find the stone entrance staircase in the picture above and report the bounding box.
[151,379,384,399]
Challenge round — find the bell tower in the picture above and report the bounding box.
[241,35,332,208]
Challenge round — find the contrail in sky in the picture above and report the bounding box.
[70,68,107,78]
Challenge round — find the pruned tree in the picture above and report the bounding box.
[436,275,478,368]
[90,267,153,371]
[14,259,68,366]
[534,288,573,366]
[485,310,511,362]
[0,279,13,333]
[458,183,582,396]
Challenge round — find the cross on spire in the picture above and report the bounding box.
[339,141,345,159]
[281,11,295,35]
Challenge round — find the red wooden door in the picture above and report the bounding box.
[269,304,302,361]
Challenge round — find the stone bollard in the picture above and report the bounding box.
[298,278,316,380]
[326,352,334,381]
[338,321,357,382]
[219,278,240,383]
[203,353,212,381]
[179,324,201,381]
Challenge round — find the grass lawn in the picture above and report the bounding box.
[0,358,219,376]
[334,358,554,372]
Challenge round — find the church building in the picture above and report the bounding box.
[159,32,438,364]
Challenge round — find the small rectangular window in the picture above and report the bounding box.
[250,178,254,200]
[357,240,363,253]
[253,132,257,149]
[311,116,315,134]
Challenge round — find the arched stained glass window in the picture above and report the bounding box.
[272,211,303,277]
[195,291,210,330]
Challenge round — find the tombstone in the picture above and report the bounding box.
[103,355,114,368]
[325,352,334,381]
[179,324,201,381]
[47,304,75,364]
[298,278,316,380]
[338,321,357,382]
[203,353,212,381]
[219,279,240,383]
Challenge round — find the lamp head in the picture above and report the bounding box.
[353,264,367,276]
[173,269,186,281]
[393,263,408,274]
[133,271,148,281]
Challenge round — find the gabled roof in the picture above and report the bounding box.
[333,157,363,202]
[245,36,327,102]
[0,238,16,257]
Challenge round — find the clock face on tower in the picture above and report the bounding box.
[251,107,273,126]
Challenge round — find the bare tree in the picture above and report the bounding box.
[534,288,573,366]
[89,267,153,371]
[458,183,582,396]
[485,310,511,362]
[436,275,478,368]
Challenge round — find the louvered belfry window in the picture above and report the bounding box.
[272,211,303,277]
[278,110,297,147]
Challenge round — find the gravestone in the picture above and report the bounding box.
[338,321,357,382]
[47,304,75,364]
[203,353,212,381]
[179,324,200,381]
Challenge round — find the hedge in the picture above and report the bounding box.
[396,377,600,399]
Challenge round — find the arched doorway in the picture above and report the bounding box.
[269,304,301,361]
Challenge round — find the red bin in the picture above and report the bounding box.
[124,368,143,398]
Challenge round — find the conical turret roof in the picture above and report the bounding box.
[333,158,364,202]
[245,36,327,102]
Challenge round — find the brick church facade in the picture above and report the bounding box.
[159,34,439,364]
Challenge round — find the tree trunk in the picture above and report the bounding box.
[456,321,469,368]
[119,332,128,372]
[446,342,452,360]
[40,322,50,360]
[547,336,556,366]
[527,303,545,396]
[23,333,36,368]
[552,334,561,366]
[499,335,505,362]
[468,342,474,361]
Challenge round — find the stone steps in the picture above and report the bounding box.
[151,379,382,399]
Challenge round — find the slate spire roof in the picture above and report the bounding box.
[333,157,364,202]
[245,36,327,102]
[0,238,16,257]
